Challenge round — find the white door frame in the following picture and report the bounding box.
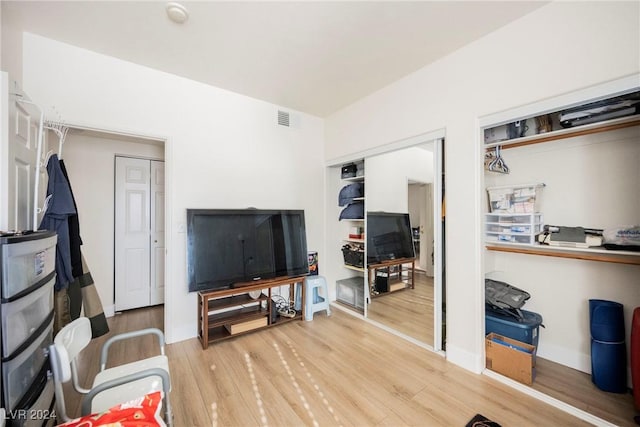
[59,123,170,337]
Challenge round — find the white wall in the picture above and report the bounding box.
[21,33,325,343]
[1,3,24,88]
[366,146,433,212]
[62,132,164,316]
[325,2,640,372]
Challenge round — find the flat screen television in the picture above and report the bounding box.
[187,209,309,292]
[366,212,415,265]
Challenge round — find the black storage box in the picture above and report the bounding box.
[342,245,364,268]
[341,163,358,179]
[375,272,389,293]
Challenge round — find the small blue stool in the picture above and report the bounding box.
[305,276,331,321]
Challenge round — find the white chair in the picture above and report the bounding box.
[48,317,173,426]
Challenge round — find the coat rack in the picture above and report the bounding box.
[15,95,68,229]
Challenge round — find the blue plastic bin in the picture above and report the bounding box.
[486,308,543,348]
[589,299,625,342]
[591,340,627,393]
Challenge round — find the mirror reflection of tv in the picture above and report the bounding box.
[187,209,309,292]
[366,212,415,265]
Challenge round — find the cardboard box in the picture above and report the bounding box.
[485,332,536,385]
[225,317,268,335]
[389,281,406,292]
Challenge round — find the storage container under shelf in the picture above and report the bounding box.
[486,308,543,348]
[336,277,364,310]
[485,212,543,245]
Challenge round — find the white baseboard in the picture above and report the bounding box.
[166,324,196,345]
[446,343,484,374]
[103,304,115,318]
[537,342,590,373]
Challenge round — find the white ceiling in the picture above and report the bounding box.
[3,1,546,117]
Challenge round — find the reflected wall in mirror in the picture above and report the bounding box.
[365,142,436,347]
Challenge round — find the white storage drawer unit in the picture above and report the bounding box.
[485,213,543,245]
[1,233,56,300]
[1,277,54,358]
[1,230,57,421]
[2,318,52,411]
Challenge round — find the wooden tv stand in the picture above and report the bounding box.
[367,258,415,297]
[198,275,307,349]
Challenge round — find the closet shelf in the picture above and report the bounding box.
[344,238,364,244]
[486,243,640,265]
[484,114,640,151]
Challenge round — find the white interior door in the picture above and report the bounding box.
[150,160,165,306]
[1,75,42,231]
[115,156,151,311]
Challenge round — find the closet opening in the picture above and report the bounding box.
[327,132,446,353]
[61,128,166,319]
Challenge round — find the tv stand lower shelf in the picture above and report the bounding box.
[198,275,307,349]
[367,258,416,297]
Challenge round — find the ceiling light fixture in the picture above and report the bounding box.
[166,2,189,24]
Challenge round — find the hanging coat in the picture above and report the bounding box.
[39,154,75,291]
[59,159,83,277]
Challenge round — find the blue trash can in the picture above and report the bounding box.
[590,299,625,342]
[589,299,627,393]
[591,340,627,393]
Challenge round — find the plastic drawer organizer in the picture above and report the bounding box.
[485,213,543,245]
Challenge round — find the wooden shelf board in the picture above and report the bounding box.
[342,175,364,182]
[484,114,640,150]
[344,264,365,272]
[206,293,267,311]
[202,313,302,345]
[486,243,640,265]
[368,257,416,269]
[207,307,268,328]
[344,238,365,243]
[198,275,306,299]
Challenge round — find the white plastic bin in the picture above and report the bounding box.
[1,234,56,299]
[487,184,544,214]
[485,213,544,245]
[1,277,54,358]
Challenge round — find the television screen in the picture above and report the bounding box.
[187,209,309,292]
[366,212,415,265]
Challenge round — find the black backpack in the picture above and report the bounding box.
[485,278,530,322]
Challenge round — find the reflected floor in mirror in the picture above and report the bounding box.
[367,270,434,346]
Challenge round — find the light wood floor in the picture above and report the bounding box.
[533,357,636,426]
[367,271,434,346]
[363,271,637,426]
[60,305,596,427]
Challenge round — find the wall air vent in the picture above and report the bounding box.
[277,110,290,127]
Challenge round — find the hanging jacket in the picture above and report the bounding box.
[39,154,76,290]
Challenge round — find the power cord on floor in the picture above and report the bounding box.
[272,295,296,318]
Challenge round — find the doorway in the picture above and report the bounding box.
[115,156,165,311]
[408,181,434,276]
